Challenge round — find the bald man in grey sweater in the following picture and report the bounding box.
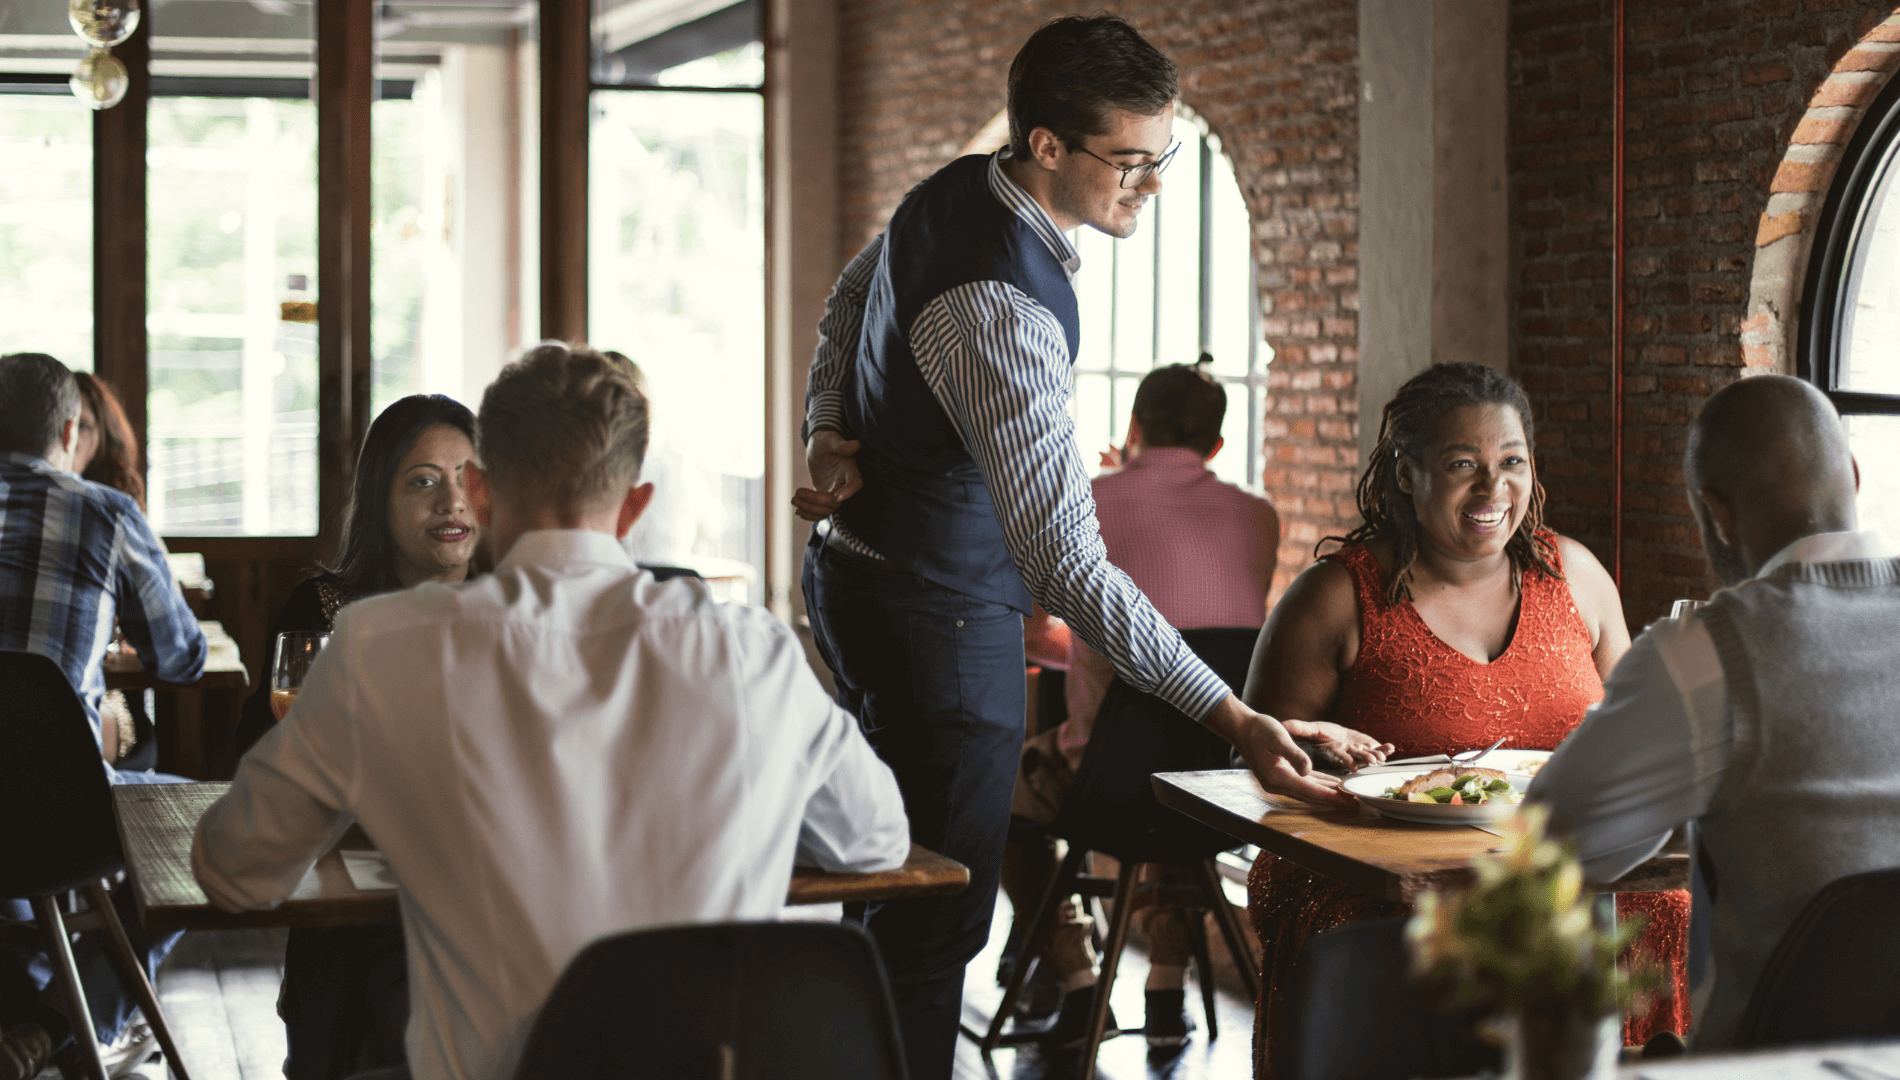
[1531,374,1900,1049]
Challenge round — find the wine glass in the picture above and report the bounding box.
[271,631,329,721]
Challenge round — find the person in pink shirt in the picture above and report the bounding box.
[1006,361,1279,1050]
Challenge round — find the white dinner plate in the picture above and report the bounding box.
[1341,768,1536,825]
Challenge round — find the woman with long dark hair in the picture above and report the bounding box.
[231,393,479,1080]
[73,372,144,509]
[1240,362,1686,1075]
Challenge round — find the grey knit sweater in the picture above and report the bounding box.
[1693,554,1900,1048]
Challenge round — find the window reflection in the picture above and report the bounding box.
[0,93,92,367]
[146,96,318,535]
[589,86,764,599]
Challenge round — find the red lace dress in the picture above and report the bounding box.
[1245,538,1690,1077]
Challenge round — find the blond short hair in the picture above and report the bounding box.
[477,342,649,511]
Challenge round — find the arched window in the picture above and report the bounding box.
[1069,111,1269,489]
[1799,71,1900,543]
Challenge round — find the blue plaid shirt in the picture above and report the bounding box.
[0,452,205,748]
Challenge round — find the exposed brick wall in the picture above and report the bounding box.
[835,0,1361,601]
[1509,0,1895,627]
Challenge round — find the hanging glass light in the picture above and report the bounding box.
[67,0,139,111]
[70,47,129,110]
[68,0,140,48]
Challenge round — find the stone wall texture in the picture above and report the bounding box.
[836,0,1362,601]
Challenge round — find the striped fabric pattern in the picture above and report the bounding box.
[803,154,1231,722]
[0,452,206,747]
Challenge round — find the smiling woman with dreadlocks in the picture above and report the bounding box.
[1237,362,1689,1076]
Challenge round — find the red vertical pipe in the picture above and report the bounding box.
[1612,0,1626,590]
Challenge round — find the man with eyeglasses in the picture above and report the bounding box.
[793,16,1388,1077]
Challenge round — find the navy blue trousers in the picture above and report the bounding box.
[802,534,1024,1080]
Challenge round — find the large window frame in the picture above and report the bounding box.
[1799,70,1900,414]
[1069,119,1269,488]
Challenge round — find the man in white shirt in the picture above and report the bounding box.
[192,343,911,1080]
[1532,375,1900,1050]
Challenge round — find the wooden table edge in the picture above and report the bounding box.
[1151,771,1689,903]
[115,788,969,929]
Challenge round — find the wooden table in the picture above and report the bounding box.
[103,620,249,692]
[113,783,969,932]
[105,621,250,779]
[1153,769,1689,903]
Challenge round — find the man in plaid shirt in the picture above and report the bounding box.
[0,352,204,759]
[0,351,202,1079]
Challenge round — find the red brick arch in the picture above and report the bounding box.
[1746,12,1900,374]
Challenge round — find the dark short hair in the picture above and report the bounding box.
[1133,361,1227,455]
[1006,15,1178,159]
[328,394,478,596]
[478,342,649,511]
[0,353,80,458]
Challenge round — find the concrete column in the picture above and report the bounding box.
[764,0,838,621]
[1356,0,1509,467]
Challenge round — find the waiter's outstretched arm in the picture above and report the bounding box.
[910,282,1373,803]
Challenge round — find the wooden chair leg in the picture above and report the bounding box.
[82,881,192,1080]
[1077,861,1138,1080]
[28,896,108,1080]
[981,845,1087,1052]
[1195,859,1260,1003]
[1181,906,1219,1042]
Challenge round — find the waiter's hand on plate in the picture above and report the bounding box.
[1206,695,1366,808]
[1289,720,1394,773]
[793,429,865,523]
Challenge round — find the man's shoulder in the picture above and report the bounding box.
[1092,463,1276,518]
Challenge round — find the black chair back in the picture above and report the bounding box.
[1280,917,1498,1080]
[1733,866,1900,1048]
[0,650,125,897]
[1053,627,1259,864]
[512,922,908,1080]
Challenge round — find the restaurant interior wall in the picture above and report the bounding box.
[836,0,1362,602]
[1507,0,1893,626]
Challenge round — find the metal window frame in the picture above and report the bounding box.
[1071,131,1270,486]
[1799,65,1900,417]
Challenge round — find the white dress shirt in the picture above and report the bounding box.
[191,530,909,1080]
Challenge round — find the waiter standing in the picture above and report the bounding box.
[794,16,1380,1078]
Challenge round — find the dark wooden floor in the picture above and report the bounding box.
[61,896,1254,1079]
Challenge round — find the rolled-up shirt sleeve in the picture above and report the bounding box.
[804,234,883,443]
[1531,627,1724,884]
[191,620,358,911]
[909,283,1231,722]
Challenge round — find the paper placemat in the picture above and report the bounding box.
[340,850,398,892]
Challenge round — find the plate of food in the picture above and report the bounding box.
[1340,766,1533,825]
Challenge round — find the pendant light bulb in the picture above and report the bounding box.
[68,0,140,48]
[71,47,129,111]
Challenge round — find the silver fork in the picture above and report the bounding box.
[1450,737,1508,768]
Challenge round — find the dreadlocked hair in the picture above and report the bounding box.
[1323,361,1560,606]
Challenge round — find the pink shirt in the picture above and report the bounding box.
[1060,447,1279,762]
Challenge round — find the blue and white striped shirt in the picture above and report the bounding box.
[805,153,1233,722]
[0,452,206,749]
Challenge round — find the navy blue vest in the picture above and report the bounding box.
[838,155,1081,613]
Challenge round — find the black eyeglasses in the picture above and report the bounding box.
[1071,138,1180,189]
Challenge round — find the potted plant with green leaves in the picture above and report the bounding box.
[1406,805,1663,1080]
